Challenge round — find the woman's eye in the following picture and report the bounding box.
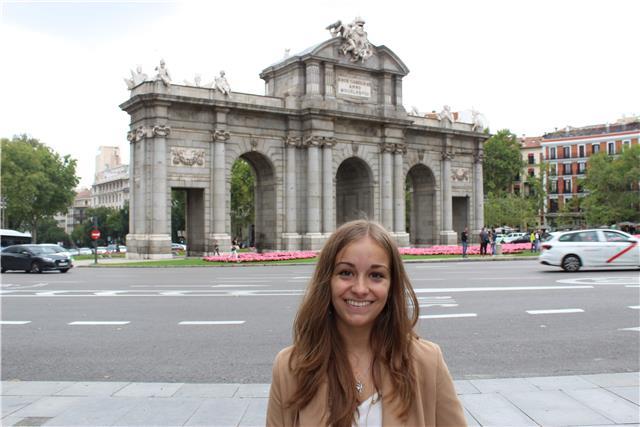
[370,272,385,280]
[338,270,353,277]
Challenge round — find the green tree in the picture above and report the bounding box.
[230,158,255,240]
[36,217,70,246]
[171,190,186,243]
[1,135,79,241]
[525,172,547,227]
[484,192,536,230]
[582,144,640,225]
[483,129,525,194]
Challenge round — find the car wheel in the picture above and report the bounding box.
[60,268,69,273]
[1,268,6,273]
[30,262,42,274]
[561,255,581,272]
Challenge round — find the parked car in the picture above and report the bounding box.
[78,247,93,255]
[539,229,640,272]
[67,248,79,256]
[503,232,527,243]
[93,246,109,255]
[172,243,186,251]
[106,244,127,254]
[1,244,73,273]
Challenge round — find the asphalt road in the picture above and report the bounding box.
[1,260,638,383]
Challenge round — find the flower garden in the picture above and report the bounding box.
[202,243,532,263]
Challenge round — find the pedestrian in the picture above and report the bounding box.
[534,229,541,253]
[530,231,536,253]
[230,238,239,261]
[266,220,466,426]
[490,228,497,256]
[461,226,469,258]
[479,227,488,256]
[213,239,220,256]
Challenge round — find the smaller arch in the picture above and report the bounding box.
[336,156,374,227]
[406,164,437,245]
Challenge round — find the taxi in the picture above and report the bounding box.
[539,229,640,272]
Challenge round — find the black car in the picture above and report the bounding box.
[0,244,73,273]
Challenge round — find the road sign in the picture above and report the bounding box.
[90,229,101,240]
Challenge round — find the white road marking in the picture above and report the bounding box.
[68,321,130,325]
[557,277,640,286]
[618,327,640,332]
[211,285,268,288]
[526,309,584,315]
[419,313,477,319]
[629,306,640,310]
[292,276,311,279]
[470,277,539,280]
[178,321,245,325]
[412,278,445,281]
[626,285,640,288]
[0,321,31,325]
[418,296,458,308]
[413,285,593,293]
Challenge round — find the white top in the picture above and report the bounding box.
[355,392,382,427]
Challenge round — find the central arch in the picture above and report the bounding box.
[407,164,437,245]
[336,157,373,227]
[235,151,277,251]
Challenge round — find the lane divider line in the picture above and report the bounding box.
[629,306,640,310]
[178,321,245,325]
[0,321,31,325]
[618,327,640,332]
[526,309,584,315]
[68,321,130,325]
[419,313,477,319]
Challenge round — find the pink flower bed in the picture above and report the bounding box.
[399,243,531,256]
[203,250,318,263]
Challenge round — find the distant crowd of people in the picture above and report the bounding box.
[459,226,544,257]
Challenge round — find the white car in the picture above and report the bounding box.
[539,229,640,272]
[503,232,527,243]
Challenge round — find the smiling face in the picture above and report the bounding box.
[330,235,391,335]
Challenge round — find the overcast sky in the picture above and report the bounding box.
[1,0,638,188]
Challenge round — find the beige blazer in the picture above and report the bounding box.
[267,338,467,426]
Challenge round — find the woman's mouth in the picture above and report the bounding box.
[345,299,373,308]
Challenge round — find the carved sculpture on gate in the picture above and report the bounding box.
[171,147,205,167]
[326,17,374,63]
[451,168,470,182]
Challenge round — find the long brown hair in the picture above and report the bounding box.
[288,220,420,426]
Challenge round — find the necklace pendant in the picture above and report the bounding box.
[355,381,364,394]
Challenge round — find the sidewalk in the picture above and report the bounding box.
[2,372,638,426]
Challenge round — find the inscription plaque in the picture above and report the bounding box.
[337,76,371,98]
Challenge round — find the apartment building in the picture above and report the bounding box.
[515,136,543,196]
[92,164,129,209]
[54,188,92,235]
[541,119,639,226]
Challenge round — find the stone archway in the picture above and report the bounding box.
[237,151,277,251]
[336,157,373,226]
[407,164,436,245]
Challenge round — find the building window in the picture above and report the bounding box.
[564,178,572,193]
[578,144,585,158]
[577,182,584,193]
[549,199,558,213]
[578,162,586,174]
[563,163,572,176]
[527,153,535,165]
[563,146,570,158]
[607,141,615,155]
[550,180,558,194]
[622,140,631,151]
[549,163,557,176]
[549,147,556,160]
[592,143,600,154]
[528,168,535,177]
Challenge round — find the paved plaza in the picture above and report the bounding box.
[2,372,639,426]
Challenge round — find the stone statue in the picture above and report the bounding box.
[214,70,231,95]
[438,105,455,124]
[184,74,203,87]
[471,109,487,132]
[155,59,171,86]
[409,106,421,116]
[326,17,373,63]
[123,65,148,90]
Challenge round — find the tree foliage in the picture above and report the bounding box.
[484,192,537,230]
[1,135,79,242]
[71,206,128,247]
[582,144,640,226]
[171,190,186,243]
[483,129,525,194]
[230,158,255,240]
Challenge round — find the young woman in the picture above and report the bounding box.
[267,220,466,427]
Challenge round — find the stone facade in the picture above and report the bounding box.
[121,35,488,259]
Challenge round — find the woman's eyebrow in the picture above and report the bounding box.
[335,261,389,271]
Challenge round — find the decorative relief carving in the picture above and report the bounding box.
[152,125,171,137]
[417,149,425,162]
[250,136,258,151]
[441,151,455,161]
[451,168,470,182]
[393,143,407,154]
[212,129,230,142]
[351,142,359,155]
[322,137,337,147]
[127,126,152,142]
[303,135,335,147]
[171,147,205,167]
[326,17,374,63]
[380,143,396,153]
[474,151,484,163]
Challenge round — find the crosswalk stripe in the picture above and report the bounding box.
[419,313,477,319]
[0,321,31,325]
[178,321,245,325]
[68,321,130,325]
[526,309,584,315]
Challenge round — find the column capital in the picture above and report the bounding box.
[394,143,407,154]
[128,125,168,142]
[211,129,230,143]
[441,151,455,161]
[303,135,334,148]
[322,137,337,148]
[284,136,301,147]
[381,142,396,153]
[474,151,484,163]
[152,125,171,137]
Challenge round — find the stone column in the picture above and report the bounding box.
[210,128,232,251]
[303,135,324,249]
[305,61,321,96]
[324,63,335,97]
[439,147,458,245]
[394,76,403,106]
[282,136,301,250]
[382,74,393,105]
[381,144,394,230]
[126,130,137,235]
[393,144,410,246]
[473,148,485,241]
[322,138,336,235]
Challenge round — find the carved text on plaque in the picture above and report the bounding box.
[337,76,371,98]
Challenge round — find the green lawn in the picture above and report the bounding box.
[88,251,536,267]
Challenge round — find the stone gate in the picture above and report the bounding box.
[121,18,488,259]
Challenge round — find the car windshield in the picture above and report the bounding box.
[28,245,66,255]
